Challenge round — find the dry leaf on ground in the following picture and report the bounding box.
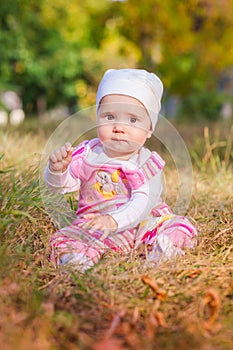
[201,289,222,333]
[146,310,168,339]
[141,275,167,300]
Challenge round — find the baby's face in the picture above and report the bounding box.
[97,94,152,159]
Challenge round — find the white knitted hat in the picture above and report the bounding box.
[96,68,163,130]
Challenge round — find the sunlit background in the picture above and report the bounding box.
[0,0,232,126]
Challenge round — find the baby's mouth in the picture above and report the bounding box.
[111,137,127,142]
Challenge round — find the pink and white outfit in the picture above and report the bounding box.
[44,138,197,268]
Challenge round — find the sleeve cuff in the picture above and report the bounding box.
[44,165,70,188]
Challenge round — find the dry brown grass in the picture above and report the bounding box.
[0,120,232,350]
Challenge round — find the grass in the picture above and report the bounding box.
[0,118,232,350]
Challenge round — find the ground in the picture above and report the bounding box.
[0,119,232,350]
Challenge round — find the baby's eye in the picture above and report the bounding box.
[106,114,114,121]
[130,117,137,123]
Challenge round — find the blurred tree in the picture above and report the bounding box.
[0,0,89,114]
[0,0,232,118]
[117,0,233,95]
[108,0,233,120]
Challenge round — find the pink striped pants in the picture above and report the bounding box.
[49,204,197,267]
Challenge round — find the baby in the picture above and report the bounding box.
[44,69,197,271]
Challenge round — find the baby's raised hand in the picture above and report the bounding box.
[49,142,73,173]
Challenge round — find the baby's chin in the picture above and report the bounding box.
[102,142,141,159]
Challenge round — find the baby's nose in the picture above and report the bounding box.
[112,123,125,133]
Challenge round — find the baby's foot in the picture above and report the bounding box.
[148,234,185,263]
[59,253,94,272]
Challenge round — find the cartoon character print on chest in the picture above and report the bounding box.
[93,169,127,199]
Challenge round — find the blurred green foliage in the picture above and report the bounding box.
[178,90,226,121]
[0,0,233,119]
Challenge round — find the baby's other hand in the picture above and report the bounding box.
[49,142,74,173]
[79,213,118,239]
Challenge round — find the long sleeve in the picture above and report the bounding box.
[109,171,163,232]
[44,165,81,194]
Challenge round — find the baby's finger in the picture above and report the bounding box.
[53,149,63,161]
[89,221,103,234]
[80,220,93,230]
[83,213,97,220]
[84,217,102,231]
[49,152,58,163]
[101,231,109,240]
[49,149,63,162]
[60,145,68,158]
[65,142,73,152]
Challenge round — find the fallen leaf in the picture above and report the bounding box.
[146,310,168,339]
[150,311,167,328]
[131,306,140,325]
[141,275,167,300]
[185,269,202,279]
[201,289,221,332]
